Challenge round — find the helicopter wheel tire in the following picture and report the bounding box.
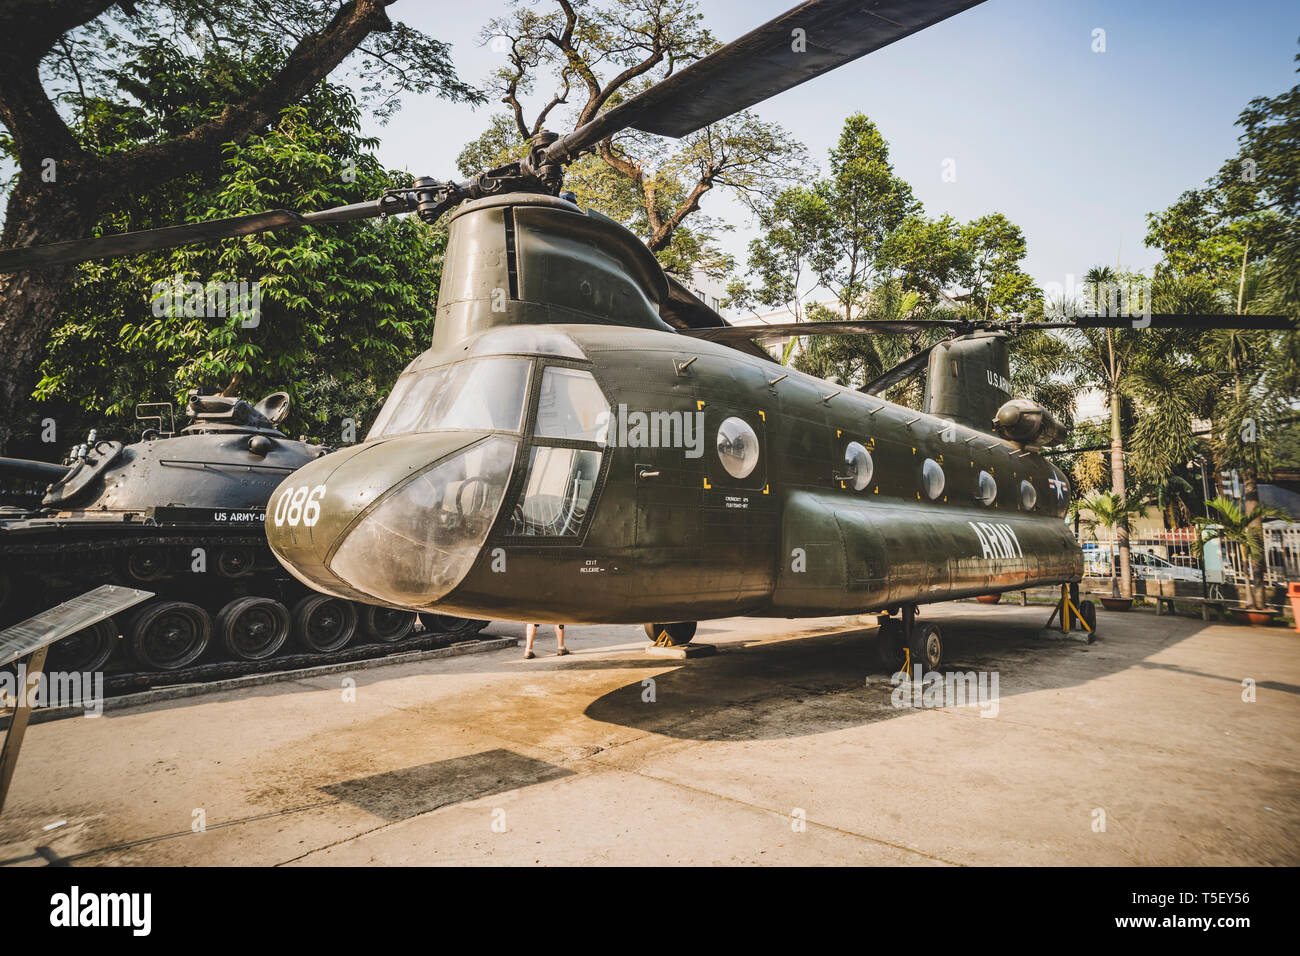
[644,621,696,646]
[128,601,211,671]
[49,617,118,672]
[292,595,358,654]
[908,622,944,673]
[1078,599,1097,635]
[876,619,906,671]
[218,597,290,660]
[361,605,417,644]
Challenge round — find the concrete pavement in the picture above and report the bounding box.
[0,604,1296,866]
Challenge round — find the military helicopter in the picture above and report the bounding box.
[1,0,1291,673]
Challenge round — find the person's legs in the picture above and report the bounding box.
[525,623,538,659]
[555,624,568,655]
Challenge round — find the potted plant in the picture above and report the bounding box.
[1079,491,1149,611]
[1194,496,1286,625]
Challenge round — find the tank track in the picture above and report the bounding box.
[0,521,488,676]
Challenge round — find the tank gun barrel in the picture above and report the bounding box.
[0,456,71,484]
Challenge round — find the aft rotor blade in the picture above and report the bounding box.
[1036,314,1295,331]
[0,199,390,273]
[683,318,971,343]
[546,0,987,160]
[860,343,942,395]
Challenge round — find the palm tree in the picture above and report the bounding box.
[1079,490,1151,599]
[1194,496,1287,610]
[1056,265,1170,598]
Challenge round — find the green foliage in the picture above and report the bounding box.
[732,113,1041,399]
[33,66,445,443]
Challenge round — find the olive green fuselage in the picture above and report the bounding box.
[266,192,1081,624]
[268,323,1080,624]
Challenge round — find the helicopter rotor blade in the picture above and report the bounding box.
[544,0,987,162]
[1039,314,1295,331]
[0,196,412,274]
[683,318,971,343]
[860,343,945,395]
[685,313,1295,346]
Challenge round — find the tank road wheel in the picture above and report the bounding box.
[417,614,467,637]
[643,622,696,646]
[361,605,417,644]
[292,595,358,653]
[49,617,118,672]
[908,622,944,673]
[876,619,906,671]
[124,547,169,582]
[217,597,291,660]
[1077,599,1097,635]
[217,546,256,578]
[128,601,211,671]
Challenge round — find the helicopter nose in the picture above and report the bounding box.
[267,433,519,606]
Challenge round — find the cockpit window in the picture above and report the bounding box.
[468,326,586,359]
[508,447,601,536]
[369,357,531,439]
[534,367,609,442]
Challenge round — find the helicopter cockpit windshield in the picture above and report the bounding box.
[368,356,531,439]
[324,350,612,606]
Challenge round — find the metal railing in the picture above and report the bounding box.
[1076,524,1300,586]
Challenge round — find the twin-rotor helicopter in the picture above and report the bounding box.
[2,0,1290,672]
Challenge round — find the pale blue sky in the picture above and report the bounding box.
[360,0,1299,292]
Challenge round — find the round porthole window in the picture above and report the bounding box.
[717,416,759,479]
[844,442,873,491]
[976,470,997,506]
[921,458,945,500]
[1020,479,1037,510]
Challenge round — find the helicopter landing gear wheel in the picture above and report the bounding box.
[128,601,210,670]
[49,617,118,672]
[908,622,944,673]
[361,606,417,643]
[644,622,696,646]
[876,619,906,671]
[217,597,290,660]
[292,595,357,653]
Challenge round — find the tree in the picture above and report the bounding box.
[1194,496,1287,610]
[957,213,1038,320]
[466,0,808,276]
[1140,48,1300,603]
[29,69,445,447]
[1053,264,1176,598]
[1079,490,1150,599]
[728,114,955,390]
[0,0,482,450]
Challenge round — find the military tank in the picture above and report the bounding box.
[0,390,487,673]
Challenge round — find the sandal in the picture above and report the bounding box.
[556,647,570,656]
[524,650,535,660]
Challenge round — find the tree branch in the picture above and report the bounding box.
[104,0,395,193]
